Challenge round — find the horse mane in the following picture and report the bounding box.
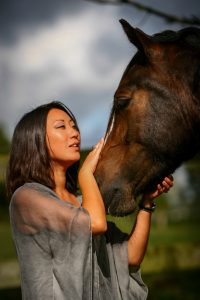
[153,27,200,50]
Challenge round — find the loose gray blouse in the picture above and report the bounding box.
[9,182,148,300]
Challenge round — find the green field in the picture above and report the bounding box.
[0,208,200,299]
[1,154,200,299]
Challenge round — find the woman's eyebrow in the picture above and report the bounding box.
[54,119,65,122]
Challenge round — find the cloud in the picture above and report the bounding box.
[0,0,89,44]
[0,0,199,148]
[0,4,131,148]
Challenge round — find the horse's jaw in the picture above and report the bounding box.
[95,173,138,216]
[105,186,137,217]
[95,153,170,216]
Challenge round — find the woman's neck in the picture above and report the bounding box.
[53,165,79,207]
[53,165,67,196]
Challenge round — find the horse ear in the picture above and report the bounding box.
[119,19,158,59]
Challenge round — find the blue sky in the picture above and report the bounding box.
[0,0,199,148]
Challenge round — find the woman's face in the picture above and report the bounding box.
[46,108,80,167]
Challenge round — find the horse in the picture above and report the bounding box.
[95,19,200,217]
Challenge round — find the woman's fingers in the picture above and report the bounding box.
[91,138,104,159]
[92,138,104,151]
[144,175,174,200]
[160,175,174,193]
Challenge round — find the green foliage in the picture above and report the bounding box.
[0,126,10,155]
[0,218,16,262]
[144,268,200,300]
[0,287,22,300]
[80,149,89,164]
[0,210,200,299]
[0,269,199,300]
[0,180,8,207]
[0,147,200,299]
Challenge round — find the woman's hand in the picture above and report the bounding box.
[79,138,104,176]
[143,175,174,202]
[78,138,107,235]
[128,175,174,266]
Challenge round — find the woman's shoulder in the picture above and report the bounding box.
[14,182,55,195]
[11,182,58,205]
[11,183,86,214]
[10,184,91,232]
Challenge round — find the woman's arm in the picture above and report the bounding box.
[78,139,107,235]
[128,176,173,266]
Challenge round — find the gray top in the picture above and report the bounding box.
[9,182,148,300]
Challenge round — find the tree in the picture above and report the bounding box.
[86,0,200,26]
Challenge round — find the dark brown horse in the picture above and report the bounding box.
[95,19,200,216]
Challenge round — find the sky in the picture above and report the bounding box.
[0,0,200,149]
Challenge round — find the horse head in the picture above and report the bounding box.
[95,19,200,216]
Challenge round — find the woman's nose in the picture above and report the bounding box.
[71,128,80,139]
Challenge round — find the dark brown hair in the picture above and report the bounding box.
[6,101,80,197]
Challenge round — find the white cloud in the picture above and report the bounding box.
[0,0,198,147]
[0,6,131,147]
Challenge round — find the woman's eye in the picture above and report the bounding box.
[56,124,65,129]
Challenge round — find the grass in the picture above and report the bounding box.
[108,214,200,272]
[1,208,200,299]
[0,221,17,262]
[143,268,200,300]
[0,287,22,300]
[149,222,200,245]
[0,269,199,300]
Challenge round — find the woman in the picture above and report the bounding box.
[7,101,173,300]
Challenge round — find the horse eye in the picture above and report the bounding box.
[114,97,131,110]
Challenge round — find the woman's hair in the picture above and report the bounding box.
[6,101,80,197]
